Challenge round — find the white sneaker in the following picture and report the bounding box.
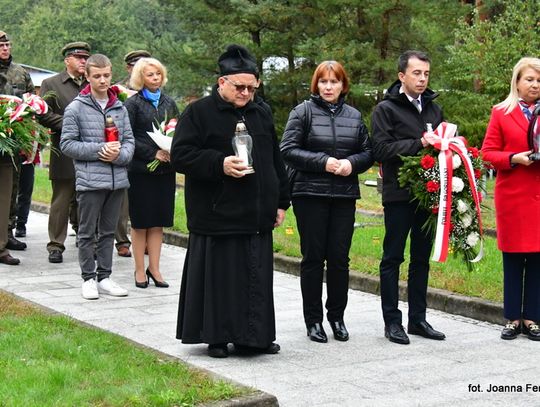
[82,279,99,300]
[97,278,128,297]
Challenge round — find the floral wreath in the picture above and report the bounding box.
[398,122,484,271]
[0,93,50,163]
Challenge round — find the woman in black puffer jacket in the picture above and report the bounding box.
[124,57,179,289]
[280,61,374,343]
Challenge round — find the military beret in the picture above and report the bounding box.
[62,42,91,57]
[218,44,259,79]
[0,31,10,42]
[124,50,151,65]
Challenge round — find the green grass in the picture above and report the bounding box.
[0,291,246,407]
[33,166,503,303]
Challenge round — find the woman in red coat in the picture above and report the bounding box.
[482,57,540,341]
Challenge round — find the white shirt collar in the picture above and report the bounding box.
[399,85,421,104]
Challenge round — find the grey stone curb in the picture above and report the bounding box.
[30,203,504,326]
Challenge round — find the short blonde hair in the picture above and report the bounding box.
[496,57,540,114]
[129,57,168,91]
[85,54,111,75]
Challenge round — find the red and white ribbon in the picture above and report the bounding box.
[427,122,483,263]
[9,93,48,123]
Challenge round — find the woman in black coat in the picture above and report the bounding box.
[124,58,179,289]
[280,61,374,343]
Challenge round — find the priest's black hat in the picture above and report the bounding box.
[218,44,259,79]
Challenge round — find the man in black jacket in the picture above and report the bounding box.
[171,44,290,358]
[371,50,446,345]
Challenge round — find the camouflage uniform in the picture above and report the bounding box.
[0,56,34,97]
[0,55,35,237]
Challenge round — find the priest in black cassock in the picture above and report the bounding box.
[171,44,290,358]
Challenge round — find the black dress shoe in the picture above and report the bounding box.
[408,321,446,340]
[208,343,229,358]
[15,227,26,238]
[329,320,349,342]
[307,323,328,343]
[0,254,20,265]
[385,323,410,344]
[48,250,63,263]
[501,321,521,340]
[234,343,280,354]
[522,322,540,341]
[6,237,26,251]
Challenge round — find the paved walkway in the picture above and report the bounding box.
[1,211,539,406]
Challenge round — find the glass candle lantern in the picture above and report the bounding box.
[232,121,255,174]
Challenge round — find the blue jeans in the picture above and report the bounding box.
[379,201,433,325]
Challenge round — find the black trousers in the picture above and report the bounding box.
[502,252,540,321]
[15,163,35,229]
[379,201,433,326]
[8,155,22,231]
[292,196,356,326]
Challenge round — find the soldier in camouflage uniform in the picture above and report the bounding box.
[0,31,34,253]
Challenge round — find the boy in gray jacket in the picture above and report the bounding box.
[61,54,135,300]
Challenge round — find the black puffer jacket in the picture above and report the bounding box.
[280,95,373,199]
[371,80,443,204]
[124,91,179,175]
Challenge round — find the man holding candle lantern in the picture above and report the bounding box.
[171,44,290,358]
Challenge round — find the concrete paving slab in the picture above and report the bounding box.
[1,211,539,406]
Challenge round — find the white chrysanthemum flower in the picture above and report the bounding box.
[461,214,472,228]
[452,154,462,169]
[466,232,480,247]
[452,177,464,193]
[456,199,469,213]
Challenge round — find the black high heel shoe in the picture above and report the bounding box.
[134,271,148,289]
[146,268,169,288]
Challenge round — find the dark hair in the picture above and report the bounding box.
[398,50,430,73]
[85,54,112,75]
[310,60,350,95]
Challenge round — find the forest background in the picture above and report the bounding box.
[2,0,540,145]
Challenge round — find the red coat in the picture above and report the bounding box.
[482,105,540,252]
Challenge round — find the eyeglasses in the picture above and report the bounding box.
[223,76,259,93]
[0,43,11,48]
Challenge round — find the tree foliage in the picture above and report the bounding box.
[2,0,536,144]
[443,1,540,146]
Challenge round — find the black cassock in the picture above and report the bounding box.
[176,232,276,347]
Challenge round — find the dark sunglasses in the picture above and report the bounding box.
[223,76,258,93]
